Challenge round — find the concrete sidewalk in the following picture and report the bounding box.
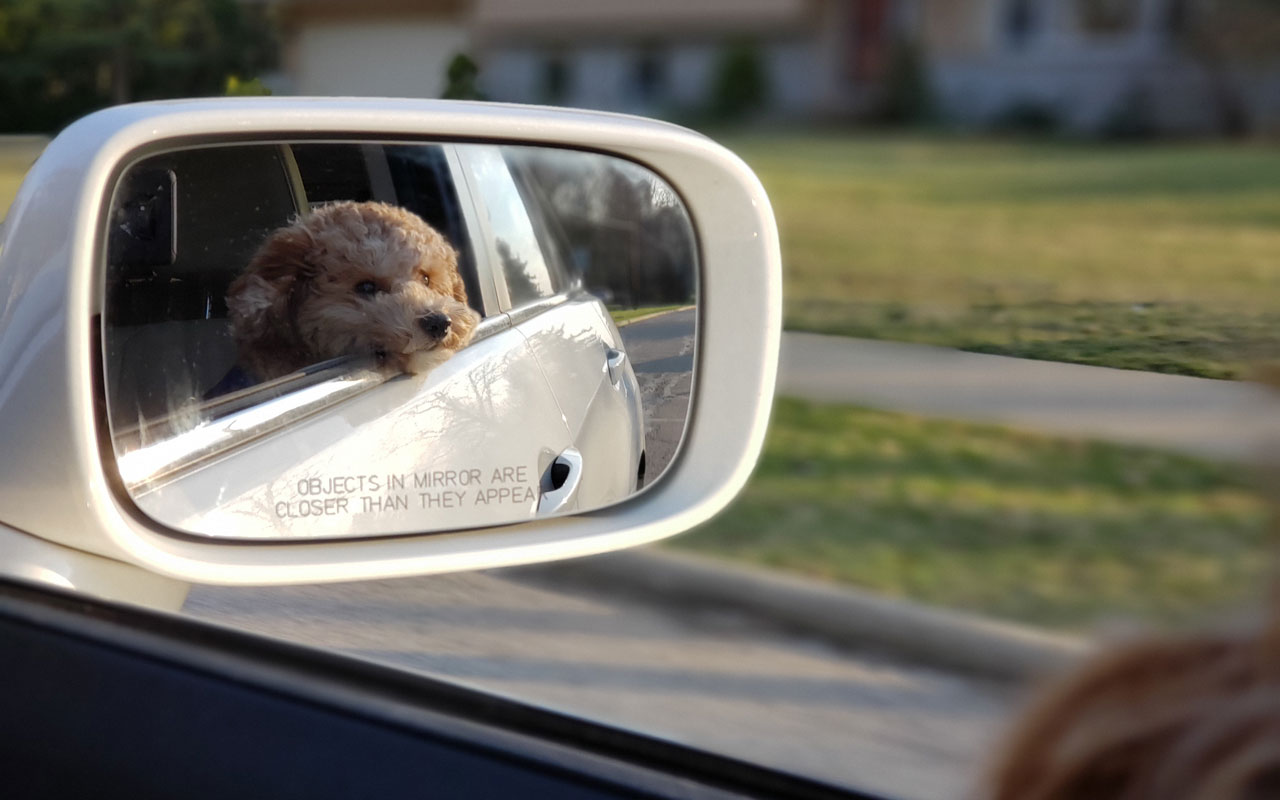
[779,332,1280,462]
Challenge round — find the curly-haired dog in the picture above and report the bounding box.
[225,201,480,384]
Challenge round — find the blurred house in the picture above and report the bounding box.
[270,0,470,101]
[270,0,1279,135]
[923,0,1280,135]
[270,0,845,117]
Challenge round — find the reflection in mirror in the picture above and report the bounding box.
[101,141,697,540]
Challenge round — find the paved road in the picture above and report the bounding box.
[781,332,1280,462]
[618,308,694,484]
[186,565,1015,800]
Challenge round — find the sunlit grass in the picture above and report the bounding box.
[0,137,46,220]
[610,304,687,325]
[676,398,1273,631]
[722,134,1280,378]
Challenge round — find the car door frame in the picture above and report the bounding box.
[0,574,885,800]
[447,144,646,508]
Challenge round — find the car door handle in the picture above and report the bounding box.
[606,347,627,385]
[537,448,583,515]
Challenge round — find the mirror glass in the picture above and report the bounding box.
[101,140,697,540]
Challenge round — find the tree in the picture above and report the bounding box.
[0,0,278,133]
[876,37,934,126]
[224,75,272,97]
[709,39,768,123]
[1171,0,1280,136]
[441,52,486,101]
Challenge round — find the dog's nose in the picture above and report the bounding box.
[418,312,451,339]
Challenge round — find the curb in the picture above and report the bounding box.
[508,548,1094,683]
[613,305,696,328]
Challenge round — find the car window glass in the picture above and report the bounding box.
[458,145,558,306]
[500,148,572,291]
[500,145,697,311]
[104,144,301,425]
[290,143,379,204]
[384,145,484,312]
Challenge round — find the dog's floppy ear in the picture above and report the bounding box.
[227,225,316,369]
[423,230,469,307]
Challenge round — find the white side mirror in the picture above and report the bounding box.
[0,98,779,604]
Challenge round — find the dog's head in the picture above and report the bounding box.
[227,201,480,379]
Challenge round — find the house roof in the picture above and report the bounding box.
[275,0,817,38]
[275,0,467,25]
[474,0,816,40]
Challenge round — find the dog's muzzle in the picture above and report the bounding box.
[418,312,451,340]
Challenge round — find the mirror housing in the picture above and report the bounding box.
[0,98,779,590]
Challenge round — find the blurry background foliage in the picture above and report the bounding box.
[223,74,271,96]
[1172,0,1280,136]
[0,0,277,132]
[873,37,933,127]
[442,52,486,101]
[708,39,768,124]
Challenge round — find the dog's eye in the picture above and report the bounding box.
[421,274,431,286]
[355,280,379,297]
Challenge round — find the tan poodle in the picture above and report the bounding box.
[225,201,480,385]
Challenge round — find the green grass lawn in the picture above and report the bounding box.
[674,398,1272,631]
[722,134,1280,378]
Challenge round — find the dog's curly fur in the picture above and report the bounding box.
[227,201,480,381]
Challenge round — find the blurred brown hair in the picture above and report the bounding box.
[988,569,1280,798]
[988,633,1280,799]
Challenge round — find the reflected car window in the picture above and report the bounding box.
[457,145,559,307]
[502,145,697,310]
